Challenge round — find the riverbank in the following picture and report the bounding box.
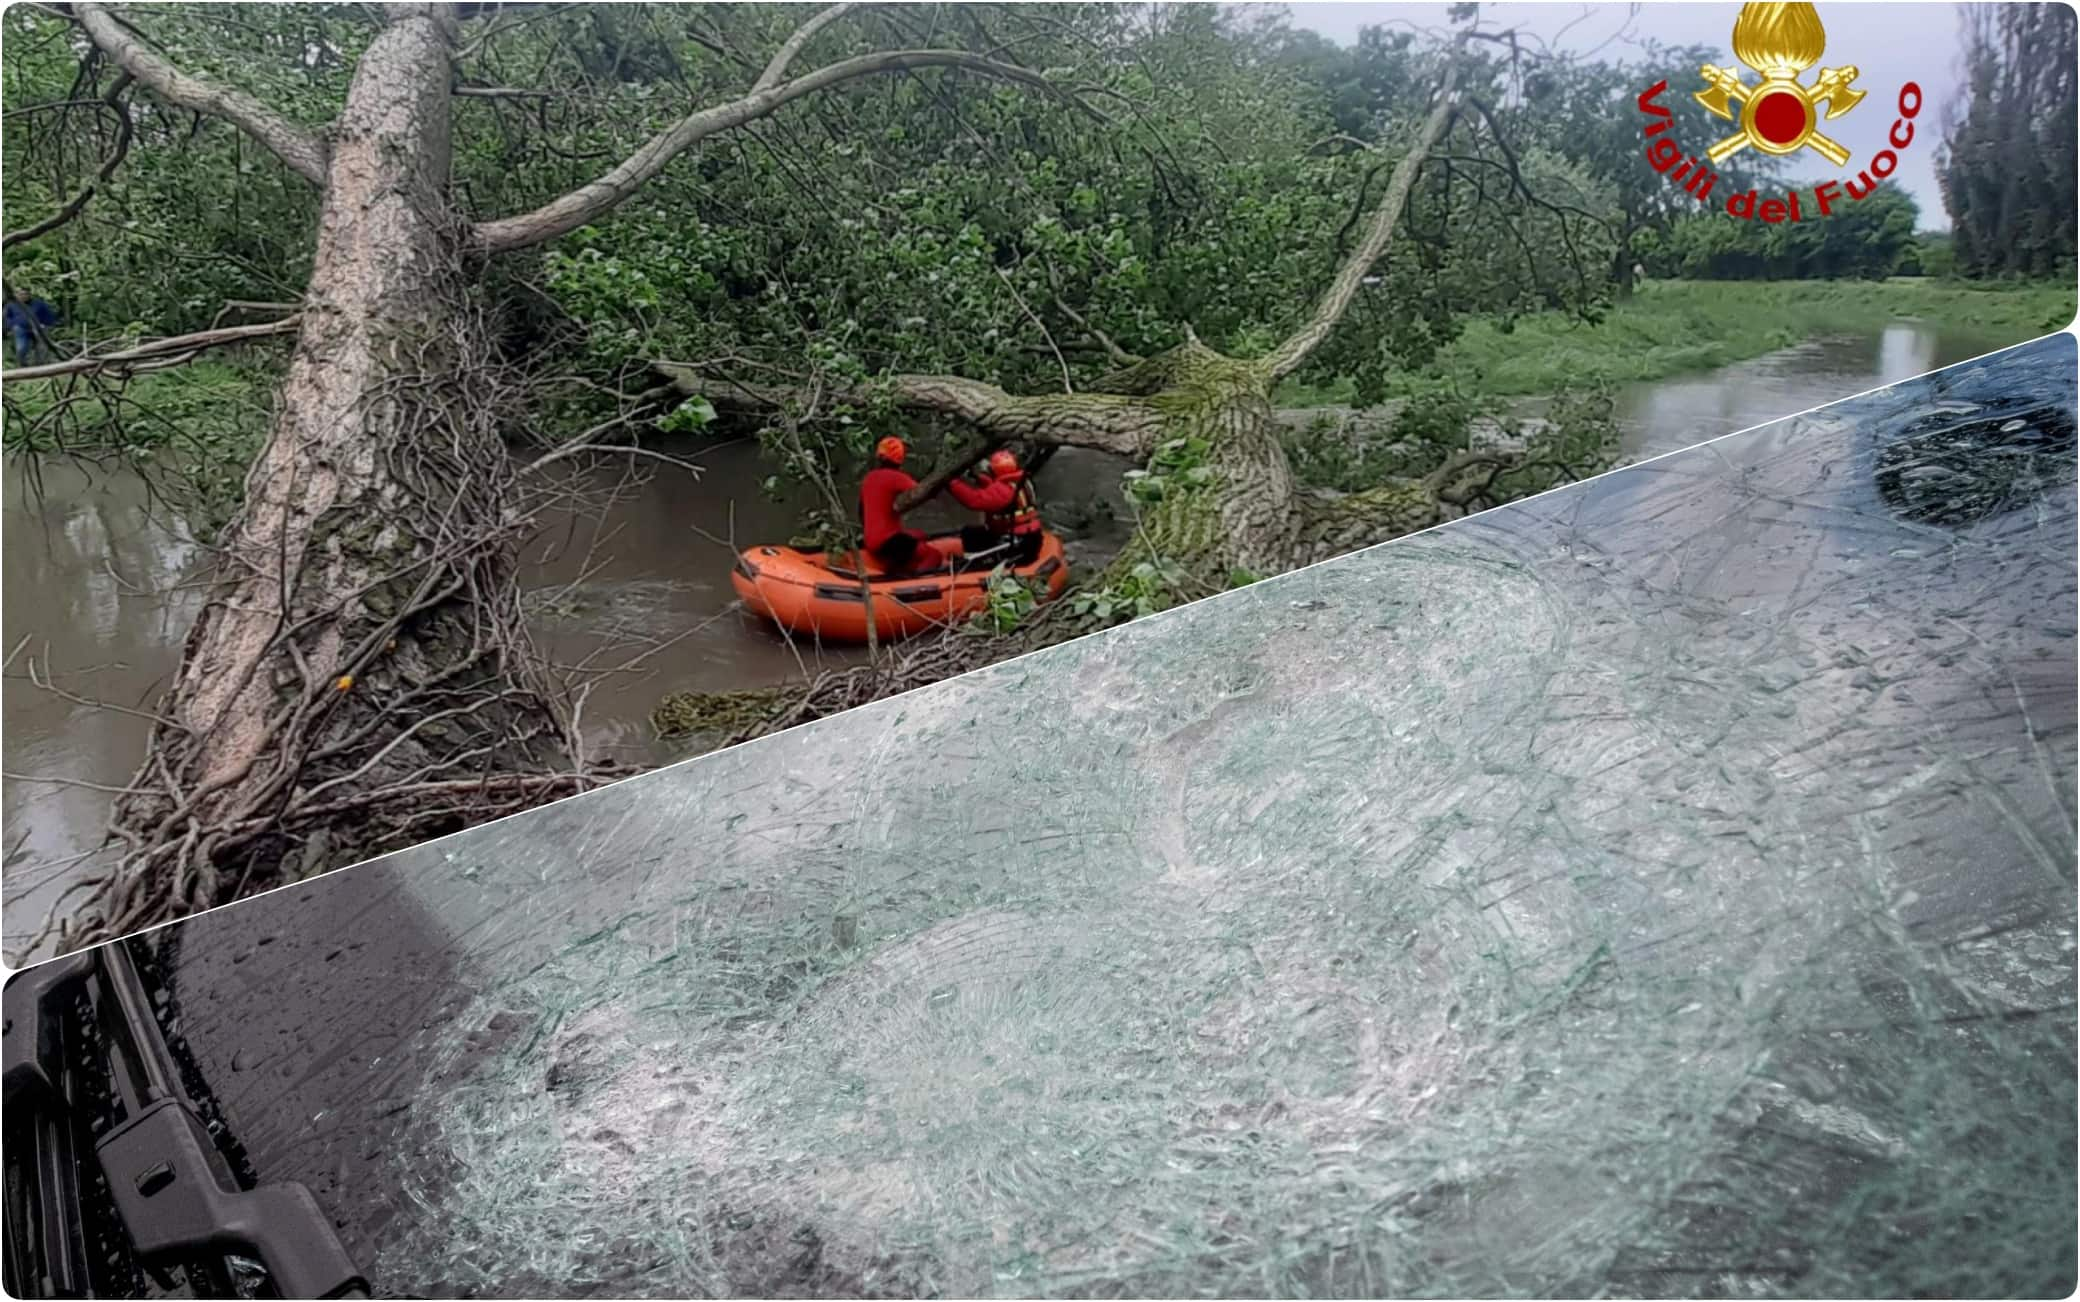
[1277,277,2078,406]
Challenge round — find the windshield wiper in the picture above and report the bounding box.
[4,943,368,1299]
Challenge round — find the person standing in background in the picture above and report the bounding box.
[5,287,60,365]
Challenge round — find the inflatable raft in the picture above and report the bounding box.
[731,532,1070,642]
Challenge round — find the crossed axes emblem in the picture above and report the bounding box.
[1695,61,1867,165]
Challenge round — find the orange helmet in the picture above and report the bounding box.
[988,449,1020,478]
[875,436,907,465]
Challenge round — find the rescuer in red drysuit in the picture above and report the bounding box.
[858,436,963,574]
[947,449,1045,565]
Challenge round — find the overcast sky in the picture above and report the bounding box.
[1281,2,1968,228]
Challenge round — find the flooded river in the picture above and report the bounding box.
[0,322,2032,951]
[1610,321,1985,457]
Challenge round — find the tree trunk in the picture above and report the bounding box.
[92,8,575,941]
[1609,241,1637,298]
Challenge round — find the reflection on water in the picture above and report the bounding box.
[0,322,2043,952]
[2,463,208,945]
[1615,323,1955,457]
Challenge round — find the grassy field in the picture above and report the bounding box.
[1280,277,2078,405]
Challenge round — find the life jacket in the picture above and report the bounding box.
[986,470,1043,535]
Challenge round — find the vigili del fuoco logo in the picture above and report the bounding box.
[1637,1,1922,222]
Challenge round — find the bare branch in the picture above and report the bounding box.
[519,381,684,474]
[1044,255,1140,366]
[453,84,561,100]
[1261,53,1466,379]
[996,264,1072,393]
[474,49,1090,254]
[752,3,856,93]
[2,315,300,382]
[2,74,135,251]
[525,443,706,476]
[72,2,329,186]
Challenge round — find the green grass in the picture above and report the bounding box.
[1279,277,2079,405]
[3,358,274,523]
[2,358,273,454]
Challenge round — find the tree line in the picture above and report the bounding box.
[1648,2,2080,285]
[1938,1,2078,279]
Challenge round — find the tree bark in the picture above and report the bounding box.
[92,6,577,940]
[73,3,328,184]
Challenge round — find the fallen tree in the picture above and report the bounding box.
[25,2,1095,954]
[650,48,1599,747]
[10,6,1605,955]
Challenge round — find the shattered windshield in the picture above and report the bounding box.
[147,336,2075,1298]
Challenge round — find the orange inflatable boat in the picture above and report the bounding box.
[731,532,1070,643]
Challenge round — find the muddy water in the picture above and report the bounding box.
[517,436,1135,761]
[0,434,1133,949]
[0,322,2026,949]
[1610,322,1991,457]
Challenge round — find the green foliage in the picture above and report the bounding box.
[448,3,1622,428]
[1069,557,1188,625]
[1909,232,1956,279]
[784,506,852,555]
[1508,44,1783,291]
[1281,376,1492,491]
[9,0,2066,542]
[658,397,717,435]
[1638,187,1922,281]
[1121,435,1215,503]
[976,567,1039,634]
[3,6,332,337]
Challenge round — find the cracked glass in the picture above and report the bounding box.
[82,334,2080,1297]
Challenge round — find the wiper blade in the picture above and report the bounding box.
[4,944,368,1299]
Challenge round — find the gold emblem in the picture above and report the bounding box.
[1695,2,1866,166]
